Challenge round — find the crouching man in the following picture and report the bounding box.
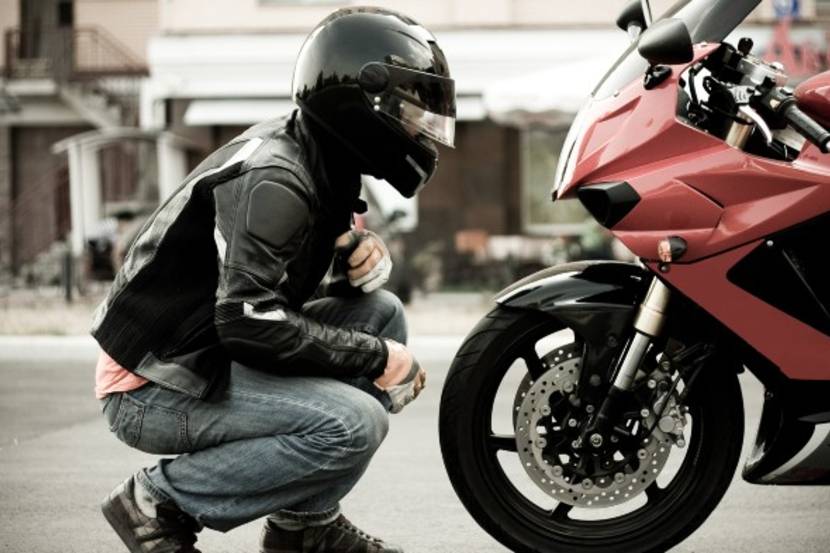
[91,7,455,552]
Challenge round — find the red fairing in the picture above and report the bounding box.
[561,44,830,380]
[647,247,828,380]
[795,70,830,127]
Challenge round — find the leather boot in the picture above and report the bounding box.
[260,514,403,553]
[101,475,201,553]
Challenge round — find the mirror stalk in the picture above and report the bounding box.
[640,0,653,26]
[617,0,648,36]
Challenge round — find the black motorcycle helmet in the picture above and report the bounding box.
[292,7,456,198]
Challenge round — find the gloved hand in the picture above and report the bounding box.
[334,229,393,293]
[375,339,426,414]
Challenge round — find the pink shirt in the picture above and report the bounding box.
[94,350,148,399]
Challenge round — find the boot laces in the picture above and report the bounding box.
[333,516,384,545]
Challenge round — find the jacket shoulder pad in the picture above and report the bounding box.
[246,180,310,249]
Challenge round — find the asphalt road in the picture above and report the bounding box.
[0,336,828,553]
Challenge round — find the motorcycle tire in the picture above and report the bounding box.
[439,306,744,553]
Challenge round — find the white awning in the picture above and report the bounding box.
[183,96,485,126]
[483,56,615,126]
[147,29,627,100]
[144,29,626,128]
[184,99,296,126]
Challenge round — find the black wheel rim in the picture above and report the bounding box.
[471,316,713,546]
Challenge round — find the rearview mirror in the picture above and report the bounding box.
[638,18,694,65]
[617,0,647,39]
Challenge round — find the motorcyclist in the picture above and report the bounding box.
[93,7,455,553]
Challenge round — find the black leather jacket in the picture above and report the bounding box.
[91,111,388,398]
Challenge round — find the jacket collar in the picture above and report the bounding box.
[293,110,362,223]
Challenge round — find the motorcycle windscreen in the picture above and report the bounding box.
[592,0,762,100]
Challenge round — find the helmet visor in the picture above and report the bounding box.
[399,99,456,147]
[363,63,456,148]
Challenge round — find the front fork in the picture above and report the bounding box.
[582,277,672,447]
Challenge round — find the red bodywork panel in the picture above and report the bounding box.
[560,44,830,379]
[796,70,830,127]
[648,248,828,380]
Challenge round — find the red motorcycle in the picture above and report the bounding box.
[439,1,830,551]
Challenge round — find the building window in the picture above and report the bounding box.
[521,127,591,236]
[57,1,74,28]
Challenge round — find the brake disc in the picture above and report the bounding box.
[515,344,675,508]
[512,343,581,428]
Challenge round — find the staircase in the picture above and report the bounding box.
[4,26,148,127]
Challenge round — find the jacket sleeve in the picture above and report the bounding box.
[212,169,388,379]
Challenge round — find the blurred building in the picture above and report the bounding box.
[142,0,830,287]
[1,0,828,287]
[0,0,160,283]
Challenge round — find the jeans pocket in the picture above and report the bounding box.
[133,401,192,455]
[106,393,144,448]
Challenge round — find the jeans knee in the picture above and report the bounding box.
[343,391,389,456]
[370,289,407,344]
[366,396,390,449]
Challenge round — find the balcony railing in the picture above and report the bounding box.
[4,26,148,81]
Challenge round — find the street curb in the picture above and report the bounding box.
[0,335,99,361]
[0,335,466,362]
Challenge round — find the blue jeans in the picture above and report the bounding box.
[102,290,407,531]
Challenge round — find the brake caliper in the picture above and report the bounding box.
[515,344,677,508]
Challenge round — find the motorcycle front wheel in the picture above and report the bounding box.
[439,307,744,553]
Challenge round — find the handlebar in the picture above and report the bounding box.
[758,87,830,154]
[781,104,830,154]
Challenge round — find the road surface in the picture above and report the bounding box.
[0,336,827,552]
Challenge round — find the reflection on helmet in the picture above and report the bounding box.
[362,62,456,148]
[292,7,456,198]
